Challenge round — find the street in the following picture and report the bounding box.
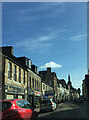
[38,101,88,120]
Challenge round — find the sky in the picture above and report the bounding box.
[2,2,87,90]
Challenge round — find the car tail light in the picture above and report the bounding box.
[51,102,53,106]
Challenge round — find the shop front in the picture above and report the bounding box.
[5,84,25,99]
[28,89,42,106]
[34,90,42,103]
[28,88,35,106]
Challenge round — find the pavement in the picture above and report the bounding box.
[56,102,63,109]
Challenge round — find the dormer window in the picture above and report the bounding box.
[25,58,31,69]
[29,60,31,69]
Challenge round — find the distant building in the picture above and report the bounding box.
[58,79,69,101]
[39,67,58,102]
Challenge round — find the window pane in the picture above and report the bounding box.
[18,68,21,83]
[23,100,33,110]
[29,77,31,88]
[8,62,12,79]
[32,78,34,88]
[23,71,25,84]
[13,65,16,81]
[16,100,24,108]
[35,80,36,89]
[37,81,38,90]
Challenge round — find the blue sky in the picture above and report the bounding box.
[2,2,87,89]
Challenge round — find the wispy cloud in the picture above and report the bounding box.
[15,38,52,50]
[15,27,70,50]
[16,2,65,22]
[40,61,62,69]
[69,34,87,41]
[15,33,55,50]
[18,2,64,14]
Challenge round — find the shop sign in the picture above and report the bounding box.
[5,84,25,95]
[35,91,41,96]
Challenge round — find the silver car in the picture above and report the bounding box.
[40,99,52,112]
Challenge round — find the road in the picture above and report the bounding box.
[38,101,88,120]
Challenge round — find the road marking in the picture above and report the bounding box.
[58,103,63,106]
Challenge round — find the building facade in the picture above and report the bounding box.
[0,46,42,106]
[16,57,42,106]
[0,47,28,100]
[39,67,58,102]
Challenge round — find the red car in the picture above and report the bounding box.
[0,99,38,120]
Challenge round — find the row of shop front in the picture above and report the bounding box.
[4,84,42,106]
[4,84,70,105]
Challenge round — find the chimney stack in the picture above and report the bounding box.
[2,46,13,55]
[47,67,51,73]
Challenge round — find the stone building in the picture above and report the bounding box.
[0,46,42,106]
[16,57,42,106]
[0,46,28,100]
[39,67,58,102]
[58,79,69,102]
[42,82,53,100]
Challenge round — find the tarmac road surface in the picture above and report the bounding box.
[38,101,88,120]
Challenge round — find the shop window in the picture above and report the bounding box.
[18,68,21,83]
[7,94,14,99]
[18,95,22,99]
[13,65,17,81]
[8,62,12,80]
[23,71,25,84]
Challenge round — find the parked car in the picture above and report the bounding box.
[40,99,52,112]
[40,99,56,112]
[0,99,38,120]
[49,99,57,111]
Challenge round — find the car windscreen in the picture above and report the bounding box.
[16,100,33,110]
[0,101,12,111]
